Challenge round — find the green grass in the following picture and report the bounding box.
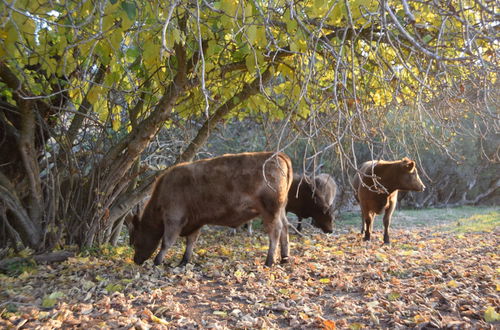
[336,206,500,233]
[445,209,500,233]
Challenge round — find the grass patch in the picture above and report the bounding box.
[445,209,500,233]
[336,206,499,232]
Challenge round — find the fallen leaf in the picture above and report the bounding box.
[213,311,227,317]
[484,306,500,323]
[322,319,336,329]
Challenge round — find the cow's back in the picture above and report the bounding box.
[315,173,337,206]
[352,161,377,199]
[286,174,311,218]
[146,152,292,229]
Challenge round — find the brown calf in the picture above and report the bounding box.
[352,158,425,244]
[127,152,293,267]
[286,173,336,233]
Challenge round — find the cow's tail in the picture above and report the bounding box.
[277,152,293,194]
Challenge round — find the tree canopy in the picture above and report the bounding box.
[0,0,498,250]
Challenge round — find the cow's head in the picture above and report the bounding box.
[399,158,426,192]
[311,195,334,233]
[126,214,161,265]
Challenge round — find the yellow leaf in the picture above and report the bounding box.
[447,280,459,288]
[213,311,227,317]
[87,86,101,104]
[220,246,232,256]
[349,323,364,330]
[150,314,169,325]
[220,0,237,17]
[319,278,331,284]
[484,306,500,323]
[375,252,388,262]
[279,288,289,295]
[246,24,257,44]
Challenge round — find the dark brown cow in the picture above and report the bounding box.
[352,158,425,244]
[127,152,293,267]
[286,173,336,233]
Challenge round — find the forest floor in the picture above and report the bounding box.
[1,206,499,329]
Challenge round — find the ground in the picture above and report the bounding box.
[0,206,499,329]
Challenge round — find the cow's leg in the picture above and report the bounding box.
[363,211,374,241]
[264,214,283,267]
[246,221,253,235]
[361,219,366,234]
[279,209,290,264]
[296,217,303,232]
[383,198,397,245]
[178,228,202,267]
[154,220,181,266]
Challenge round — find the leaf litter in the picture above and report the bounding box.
[0,225,498,329]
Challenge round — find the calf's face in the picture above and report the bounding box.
[399,160,426,192]
[128,215,161,265]
[312,199,334,233]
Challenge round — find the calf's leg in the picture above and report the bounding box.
[361,219,366,234]
[296,217,303,232]
[362,210,375,241]
[264,214,283,267]
[383,198,397,244]
[154,220,181,266]
[279,209,290,264]
[178,228,201,267]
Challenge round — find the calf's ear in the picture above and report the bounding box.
[402,159,416,173]
[124,213,139,231]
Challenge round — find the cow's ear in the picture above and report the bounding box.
[403,159,416,173]
[125,213,139,230]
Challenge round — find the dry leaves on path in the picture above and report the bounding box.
[1,227,499,329]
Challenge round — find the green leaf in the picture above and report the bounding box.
[110,0,118,4]
[121,1,137,20]
[105,283,123,293]
[41,297,57,308]
[41,291,64,308]
[245,55,256,73]
[126,46,140,61]
[387,291,401,301]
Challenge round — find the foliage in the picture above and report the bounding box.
[0,210,498,328]
[0,0,498,251]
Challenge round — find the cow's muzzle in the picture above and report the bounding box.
[133,255,146,265]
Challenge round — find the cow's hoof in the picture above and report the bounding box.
[280,257,289,264]
[153,257,163,266]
